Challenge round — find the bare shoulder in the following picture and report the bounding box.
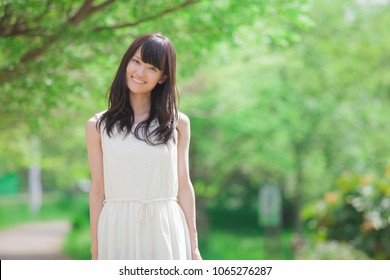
[86,110,106,134]
[93,110,106,122]
[178,111,190,131]
[177,112,191,145]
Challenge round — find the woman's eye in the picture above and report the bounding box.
[132,58,140,64]
[150,67,157,72]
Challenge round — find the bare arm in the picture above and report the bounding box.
[85,115,105,260]
[177,112,202,260]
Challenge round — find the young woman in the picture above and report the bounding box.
[86,33,201,260]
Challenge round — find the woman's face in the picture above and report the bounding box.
[126,47,166,95]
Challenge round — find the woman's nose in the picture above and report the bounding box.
[136,65,146,76]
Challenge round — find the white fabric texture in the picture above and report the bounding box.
[97,119,191,260]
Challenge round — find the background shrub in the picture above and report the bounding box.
[295,240,370,260]
[303,168,390,259]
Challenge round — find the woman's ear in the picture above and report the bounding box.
[158,74,167,84]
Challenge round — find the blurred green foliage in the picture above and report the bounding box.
[0,192,77,229]
[1,0,390,260]
[0,0,310,189]
[62,192,91,260]
[303,166,390,259]
[181,0,390,238]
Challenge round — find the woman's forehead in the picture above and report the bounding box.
[134,47,142,58]
[135,43,165,71]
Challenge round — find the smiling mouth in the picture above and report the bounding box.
[131,76,146,84]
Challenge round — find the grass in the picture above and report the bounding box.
[200,229,294,260]
[63,226,91,260]
[0,192,74,229]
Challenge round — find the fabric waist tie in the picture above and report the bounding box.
[103,197,177,205]
[102,197,178,257]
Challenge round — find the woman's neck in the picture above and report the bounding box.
[129,92,151,123]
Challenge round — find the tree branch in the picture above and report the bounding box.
[0,28,47,37]
[0,0,118,84]
[0,3,11,30]
[0,33,61,84]
[0,0,52,37]
[20,35,60,63]
[6,15,34,37]
[0,0,197,84]
[92,0,200,32]
[68,0,95,25]
[33,0,53,22]
[91,0,117,13]
[68,0,116,25]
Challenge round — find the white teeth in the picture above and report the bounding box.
[132,76,146,84]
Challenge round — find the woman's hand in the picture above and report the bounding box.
[91,244,98,260]
[192,248,202,260]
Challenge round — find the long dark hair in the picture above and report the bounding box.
[97,33,178,145]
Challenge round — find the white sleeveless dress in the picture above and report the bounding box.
[97,118,191,259]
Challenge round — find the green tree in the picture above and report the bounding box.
[180,0,390,240]
[0,0,309,189]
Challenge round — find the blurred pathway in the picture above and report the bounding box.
[0,220,71,260]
